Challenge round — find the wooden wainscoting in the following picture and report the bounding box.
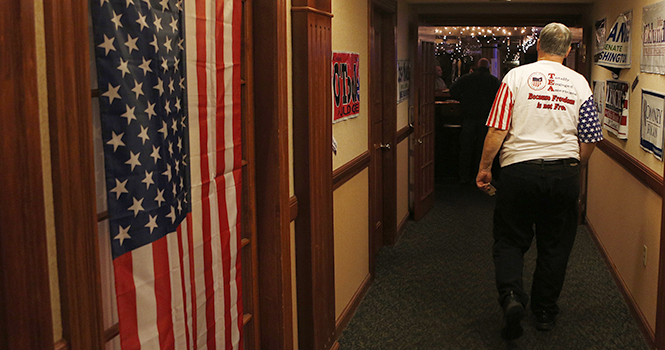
[596,140,662,194]
[333,151,371,191]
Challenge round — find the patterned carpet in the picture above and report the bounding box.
[337,181,650,350]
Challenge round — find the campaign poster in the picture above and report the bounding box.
[332,52,360,123]
[595,18,606,57]
[642,1,665,74]
[397,60,411,105]
[640,89,665,160]
[593,80,606,116]
[597,10,632,70]
[604,80,630,139]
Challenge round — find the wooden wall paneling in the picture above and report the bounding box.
[332,151,370,191]
[43,0,105,348]
[596,140,663,194]
[380,5,398,246]
[253,0,294,348]
[0,0,54,348]
[241,0,261,348]
[292,1,336,349]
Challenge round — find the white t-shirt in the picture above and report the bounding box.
[486,60,603,167]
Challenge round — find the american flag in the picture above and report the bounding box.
[91,0,243,348]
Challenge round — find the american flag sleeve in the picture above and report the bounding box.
[578,96,604,143]
[486,82,514,130]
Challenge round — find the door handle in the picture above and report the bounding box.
[379,143,391,150]
[416,139,423,144]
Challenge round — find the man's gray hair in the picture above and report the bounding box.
[539,23,572,57]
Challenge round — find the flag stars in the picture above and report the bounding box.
[171,119,178,133]
[168,141,174,156]
[150,35,159,53]
[165,100,171,114]
[154,14,163,32]
[145,101,157,119]
[117,58,130,78]
[166,206,176,223]
[150,145,162,163]
[179,77,185,90]
[131,80,144,99]
[155,189,165,207]
[175,98,181,112]
[178,38,184,51]
[110,178,129,199]
[162,163,172,181]
[164,37,173,53]
[169,16,179,32]
[107,131,125,152]
[102,83,121,104]
[124,34,139,54]
[136,13,149,31]
[121,105,137,125]
[159,121,169,138]
[161,57,169,72]
[126,151,142,171]
[145,214,159,233]
[175,0,183,12]
[98,35,116,55]
[142,170,154,189]
[138,125,150,144]
[126,0,135,6]
[142,0,151,9]
[139,57,153,75]
[159,0,169,11]
[111,11,123,30]
[154,77,164,96]
[128,197,145,217]
[174,57,180,72]
[177,137,182,152]
[114,225,132,246]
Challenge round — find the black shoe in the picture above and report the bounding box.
[501,293,524,341]
[534,311,555,331]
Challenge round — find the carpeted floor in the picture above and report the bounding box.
[337,180,650,350]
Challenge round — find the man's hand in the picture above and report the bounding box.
[476,168,493,192]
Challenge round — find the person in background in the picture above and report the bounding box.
[476,23,603,341]
[450,58,500,184]
[434,64,448,91]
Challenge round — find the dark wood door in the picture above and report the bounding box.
[370,8,385,256]
[413,40,436,221]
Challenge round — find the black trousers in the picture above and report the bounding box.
[492,158,580,315]
[459,118,487,181]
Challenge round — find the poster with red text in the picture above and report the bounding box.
[332,52,360,123]
[604,80,630,139]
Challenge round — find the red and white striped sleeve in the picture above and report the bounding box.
[486,82,514,130]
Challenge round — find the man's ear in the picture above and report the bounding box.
[536,39,540,52]
[565,46,572,58]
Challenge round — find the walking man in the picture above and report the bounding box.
[475,23,603,341]
[450,58,500,184]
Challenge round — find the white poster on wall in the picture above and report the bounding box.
[642,1,665,74]
[640,89,665,160]
[597,10,632,71]
[593,80,606,116]
[604,80,630,139]
[397,60,411,105]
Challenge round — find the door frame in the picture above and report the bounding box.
[369,0,398,261]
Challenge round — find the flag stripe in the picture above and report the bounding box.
[215,0,233,348]
[174,223,191,349]
[154,236,175,349]
[134,243,159,348]
[115,252,141,349]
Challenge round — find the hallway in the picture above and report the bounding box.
[338,180,649,349]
